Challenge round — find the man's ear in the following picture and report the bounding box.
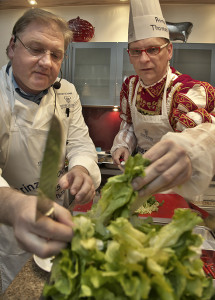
[7,36,16,59]
[167,42,173,61]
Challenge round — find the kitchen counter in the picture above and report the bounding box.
[100,166,122,176]
[191,177,215,216]
[1,257,48,300]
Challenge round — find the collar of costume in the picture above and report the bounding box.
[136,75,167,115]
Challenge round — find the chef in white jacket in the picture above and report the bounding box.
[0,8,101,292]
[111,0,215,201]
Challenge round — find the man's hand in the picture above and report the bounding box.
[112,147,130,166]
[132,140,192,197]
[0,188,74,259]
[59,165,95,205]
[14,198,74,258]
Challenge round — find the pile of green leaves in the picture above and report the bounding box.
[43,154,215,300]
[87,154,151,237]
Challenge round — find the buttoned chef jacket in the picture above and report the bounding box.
[111,66,215,200]
[0,64,101,292]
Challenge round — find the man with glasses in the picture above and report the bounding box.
[111,0,215,204]
[0,8,100,291]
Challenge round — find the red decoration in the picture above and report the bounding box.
[68,16,95,42]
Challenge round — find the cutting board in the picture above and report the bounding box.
[72,194,189,222]
[72,200,94,216]
[138,194,190,224]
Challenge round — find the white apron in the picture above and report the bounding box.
[0,64,101,292]
[130,68,174,153]
[0,79,67,292]
[130,69,179,198]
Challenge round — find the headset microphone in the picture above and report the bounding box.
[66,107,70,117]
[53,69,62,114]
[53,81,61,89]
[53,69,62,90]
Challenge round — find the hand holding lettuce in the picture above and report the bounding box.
[43,154,215,300]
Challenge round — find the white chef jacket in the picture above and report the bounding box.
[0,64,101,292]
[111,66,215,200]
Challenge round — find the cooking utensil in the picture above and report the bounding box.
[189,202,215,233]
[36,114,63,220]
[33,255,54,272]
[118,160,125,172]
[67,194,76,214]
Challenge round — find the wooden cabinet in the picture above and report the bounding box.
[61,42,215,106]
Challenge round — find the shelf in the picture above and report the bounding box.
[100,167,122,176]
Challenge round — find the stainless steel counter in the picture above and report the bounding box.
[192,178,215,216]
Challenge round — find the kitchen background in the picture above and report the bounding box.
[1,2,215,67]
[0,5,215,294]
[0,2,214,161]
[0,3,215,147]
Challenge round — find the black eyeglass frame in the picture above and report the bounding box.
[14,35,66,62]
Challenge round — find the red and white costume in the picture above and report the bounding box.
[111,66,215,199]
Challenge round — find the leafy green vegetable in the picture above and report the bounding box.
[43,154,215,300]
[87,154,151,236]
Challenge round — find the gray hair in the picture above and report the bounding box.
[11,8,73,50]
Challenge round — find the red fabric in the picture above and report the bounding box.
[136,77,166,115]
[120,75,137,124]
[120,67,215,131]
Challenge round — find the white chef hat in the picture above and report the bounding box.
[128,0,169,43]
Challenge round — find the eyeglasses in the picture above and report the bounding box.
[15,36,65,62]
[127,42,169,57]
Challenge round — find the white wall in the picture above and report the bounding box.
[0,4,215,67]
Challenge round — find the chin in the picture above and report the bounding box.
[141,78,156,86]
[32,82,50,92]
[139,73,155,86]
